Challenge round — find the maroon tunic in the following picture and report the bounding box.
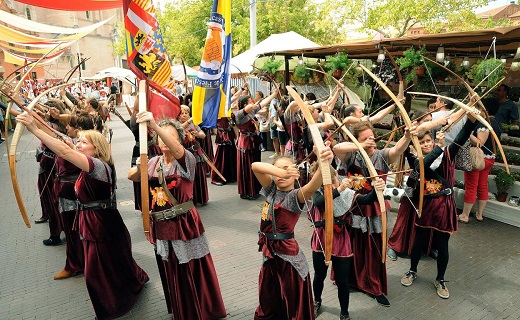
[38,144,62,236]
[74,156,148,320]
[255,183,314,320]
[198,127,214,174]
[147,152,226,319]
[54,156,83,274]
[346,149,390,296]
[236,109,261,197]
[388,152,433,255]
[211,117,237,184]
[284,114,306,161]
[183,124,209,205]
[415,149,458,233]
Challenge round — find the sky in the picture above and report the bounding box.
[476,0,517,13]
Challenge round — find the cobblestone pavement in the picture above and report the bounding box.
[0,110,519,320]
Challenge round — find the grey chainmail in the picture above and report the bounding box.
[156,233,210,264]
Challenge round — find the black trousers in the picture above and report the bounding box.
[410,226,450,280]
[312,251,352,316]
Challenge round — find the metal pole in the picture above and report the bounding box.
[249,0,257,48]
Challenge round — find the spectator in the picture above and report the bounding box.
[459,98,501,223]
[494,84,519,126]
[431,93,466,145]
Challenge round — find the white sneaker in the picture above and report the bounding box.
[434,280,450,299]
[268,153,279,159]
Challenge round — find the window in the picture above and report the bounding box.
[86,11,90,19]
[25,7,31,20]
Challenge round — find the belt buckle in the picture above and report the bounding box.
[445,188,453,196]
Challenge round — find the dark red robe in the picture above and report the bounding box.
[147,152,226,319]
[211,117,237,184]
[74,156,148,320]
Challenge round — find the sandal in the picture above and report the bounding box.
[475,214,484,222]
[458,215,469,223]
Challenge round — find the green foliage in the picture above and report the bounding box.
[111,20,127,57]
[324,0,490,38]
[396,46,426,83]
[494,169,516,195]
[474,58,507,88]
[260,59,283,75]
[326,52,351,72]
[152,0,343,67]
[293,64,312,82]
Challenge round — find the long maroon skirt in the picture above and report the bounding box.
[388,197,433,255]
[62,210,84,273]
[38,162,62,236]
[154,246,226,319]
[237,148,261,197]
[83,229,148,320]
[198,128,215,173]
[254,257,314,320]
[193,160,209,205]
[211,143,237,184]
[348,229,388,296]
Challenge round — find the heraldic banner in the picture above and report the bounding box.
[123,0,179,119]
[191,0,232,128]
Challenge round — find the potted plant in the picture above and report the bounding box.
[326,51,351,79]
[260,58,283,76]
[396,46,427,83]
[293,64,312,83]
[494,169,515,202]
[474,58,507,88]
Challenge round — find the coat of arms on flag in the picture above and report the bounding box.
[123,0,180,119]
[123,0,173,90]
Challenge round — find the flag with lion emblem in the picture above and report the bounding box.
[123,0,179,118]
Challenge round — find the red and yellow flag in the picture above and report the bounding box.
[123,0,179,118]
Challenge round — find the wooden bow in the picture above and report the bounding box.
[8,82,75,228]
[422,56,509,172]
[330,115,388,263]
[358,63,425,219]
[138,80,151,237]
[408,91,510,175]
[286,86,334,266]
[383,47,407,188]
[3,50,59,228]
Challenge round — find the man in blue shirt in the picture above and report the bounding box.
[494,84,519,126]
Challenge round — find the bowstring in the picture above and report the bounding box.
[295,173,326,255]
[423,58,439,94]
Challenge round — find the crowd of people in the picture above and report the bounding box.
[0,72,517,320]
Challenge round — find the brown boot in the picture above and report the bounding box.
[54,269,73,280]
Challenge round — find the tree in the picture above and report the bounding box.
[155,0,343,66]
[325,0,497,38]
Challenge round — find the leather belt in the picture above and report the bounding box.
[56,174,79,183]
[314,219,347,228]
[78,194,116,210]
[151,200,195,221]
[240,131,257,136]
[42,150,56,158]
[261,232,294,240]
[425,188,453,198]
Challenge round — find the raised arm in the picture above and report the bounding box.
[370,103,396,124]
[16,110,89,171]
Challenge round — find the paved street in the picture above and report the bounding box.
[0,108,519,320]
